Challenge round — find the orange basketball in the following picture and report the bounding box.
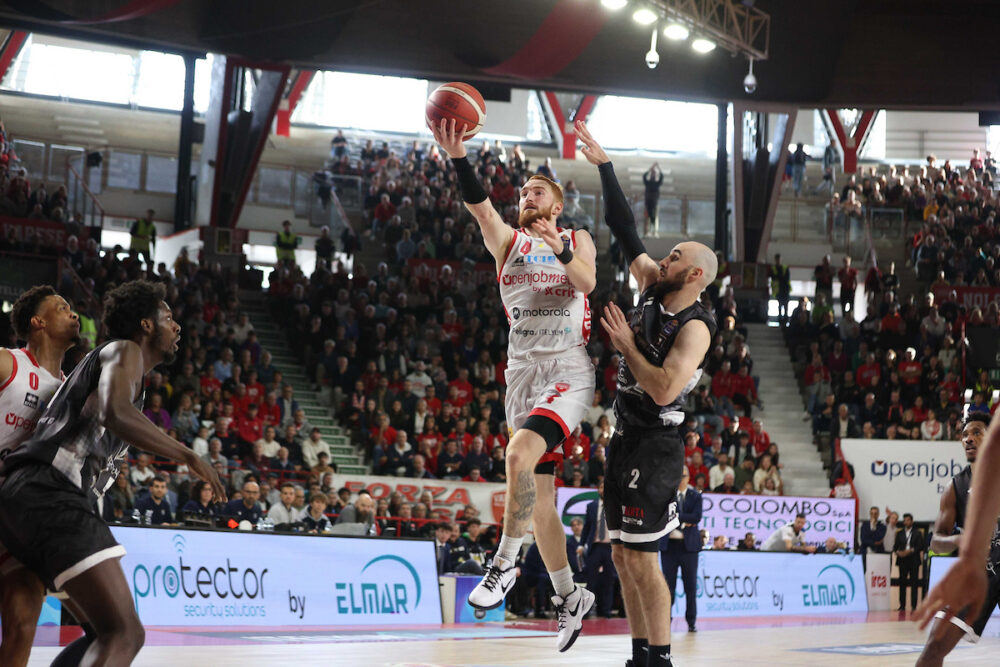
[426,82,486,140]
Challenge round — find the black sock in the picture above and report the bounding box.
[49,624,96,667]
[648,644,672,667]
[631,637,648,665]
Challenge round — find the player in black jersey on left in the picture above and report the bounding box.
[0,280,227,666]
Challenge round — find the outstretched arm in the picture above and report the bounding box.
[98,341,227,502]
[576,120,658,292]
[929,484,961,554]
[431,119,514,265]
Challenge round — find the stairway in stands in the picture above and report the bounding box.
[744,323,830,497]
[239,290,367,475]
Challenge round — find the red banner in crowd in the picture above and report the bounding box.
[0,215,88,249]
[406,258,497,286]
[332,473,506,524]
[932,285,1000,310]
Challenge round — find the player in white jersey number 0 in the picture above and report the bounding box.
[431,118,598,652]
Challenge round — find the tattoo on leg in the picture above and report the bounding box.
[509,470,537,528]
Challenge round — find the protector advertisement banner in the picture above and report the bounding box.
[112,526,441,626]
[840,439,967,522]
[670,551,868,618]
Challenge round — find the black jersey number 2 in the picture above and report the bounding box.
[628,468,640,489]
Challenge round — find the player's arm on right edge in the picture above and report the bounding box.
[430,119,514,266]
[929,483,961,554]
[916,410,1000,632]
[576,120,659,292]
[97,340,227,501]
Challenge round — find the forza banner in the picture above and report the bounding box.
[112,526,441,626]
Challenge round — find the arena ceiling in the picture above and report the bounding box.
[2,0,1000,109]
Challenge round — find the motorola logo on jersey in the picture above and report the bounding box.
[509,307,571,320]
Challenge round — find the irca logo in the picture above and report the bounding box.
[802,563,856,607]
[334,554,423,615]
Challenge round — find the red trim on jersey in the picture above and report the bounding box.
[571,229,577,249]
[19,348,39,368]
[497,231,519,281]
[538,449,563,465]
[529,407,570,438]
[0,353,17,392]
[582,294,591,342]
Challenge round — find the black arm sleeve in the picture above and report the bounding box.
[451,156,488,205]
[599,162,646,265]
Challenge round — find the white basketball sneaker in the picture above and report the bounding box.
[552,585,595,652]
[467,555,517,610]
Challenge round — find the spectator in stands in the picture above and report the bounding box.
[130,453,156,488]
[301,427,332,470]
[737,533,757,551]
[893,513,924,611]
[708,451,733,490]
[225,480,264,524]
[302,493,332,534]
[129,208,156,269]
[271,446,298,474]
[642,163,663,229]
[336,489,376,535]
[268,482,305,526]
[181,479,219,519]
[762,514,816,553]
[838,255,858,314]
[134,475,173,525]
[752,455,782,494]
[858,506,887,554]
[713,471,737,494]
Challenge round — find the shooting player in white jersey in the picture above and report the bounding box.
[431,118,598,652]
[0,285,78,667]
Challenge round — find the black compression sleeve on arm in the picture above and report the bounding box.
[599,162,646,264]
[451,156,489,204]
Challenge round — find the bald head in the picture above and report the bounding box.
[671,242,718,289]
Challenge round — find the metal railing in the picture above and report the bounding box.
[65,156,105,230]
[629,194,715,238]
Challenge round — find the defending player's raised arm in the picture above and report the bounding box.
[0,349,13,387]
[431,118,514,263]
[602,303,710,406]
[929,483,961,554]
[576,120,659,292]
[97,341,227,501]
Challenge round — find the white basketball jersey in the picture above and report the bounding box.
[0,348,63,458]
[498,228,591,362]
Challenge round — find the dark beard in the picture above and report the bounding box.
[518,205,552,228]
[150,326,177,365]
[650,268,689,301]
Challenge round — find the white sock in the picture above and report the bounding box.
[496,535,523,565]
[550,565,575,598]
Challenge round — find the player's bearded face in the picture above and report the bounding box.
[652,265,692,300]
[518,203,553,228]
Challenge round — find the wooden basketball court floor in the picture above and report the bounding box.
[26,612,999,666]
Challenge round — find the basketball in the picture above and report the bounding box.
[426,82,486,139]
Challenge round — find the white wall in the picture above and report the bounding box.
[883,111,986,163]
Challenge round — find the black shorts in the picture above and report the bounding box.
[605,426,684,552]
[0,463,125,591]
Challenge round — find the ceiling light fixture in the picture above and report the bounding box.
[632,7,657,25]
[663,23,689,40]
[691,37,716,53]
[645,27,659,69]
[600,0,628,9]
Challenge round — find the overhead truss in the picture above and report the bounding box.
[648,0,769,61]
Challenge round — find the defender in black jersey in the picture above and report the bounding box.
[0,280,226,665]
[579,120,717,667]
[916,412,1000,665]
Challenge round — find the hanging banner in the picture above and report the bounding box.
[932,286,1000,311]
